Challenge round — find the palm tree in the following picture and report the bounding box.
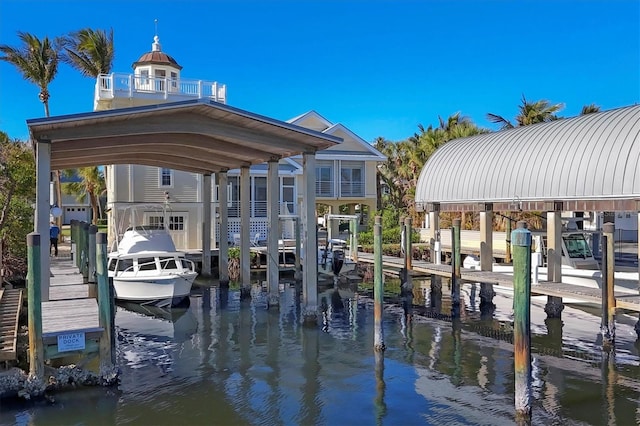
[62,168,105,225]
[487,94,564,130]
[580,104,600,115]
[58,28,114,225]
[0,32,62,224]
[58,28,114,77]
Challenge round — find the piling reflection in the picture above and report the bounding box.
[3,276,640,426]
[374,350,387,425]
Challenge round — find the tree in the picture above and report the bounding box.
[58,28,114,224]
[0,32,62,225]
[487,94,564,130]
[62,168,105,225]
[58,28,114,77]
[0,131,36,282]
[376,114,485,223]
[580,104,600,115]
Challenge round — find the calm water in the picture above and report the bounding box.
[1,277,639,425]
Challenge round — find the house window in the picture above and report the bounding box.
[155,69,166,91]
[253,177,267,217]
[140,69,149,85]
[169,216,184,231]
[316,161,334,197]
[340,161,364,197]
[159,168,172,187]
[281,177,295,214]
[170,71,178,89]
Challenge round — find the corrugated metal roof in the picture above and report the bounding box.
[415,105,640,207]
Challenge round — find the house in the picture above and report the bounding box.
[94,35,385,250]
[59,172,91,224]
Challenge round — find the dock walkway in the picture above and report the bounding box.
[356,252,640,312]
[0,242,101,365]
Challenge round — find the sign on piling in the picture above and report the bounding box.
[512,221,532,420]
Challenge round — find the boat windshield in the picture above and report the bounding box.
[137,257,157,271]
[159,257,178,270]
[563,233,593,258]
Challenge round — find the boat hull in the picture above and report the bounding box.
[111,272,197,307]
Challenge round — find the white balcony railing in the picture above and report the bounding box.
[96,73,227,104]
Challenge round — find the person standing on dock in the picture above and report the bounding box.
[50,220,60,256]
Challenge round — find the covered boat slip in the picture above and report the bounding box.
[27,99,342,321]
[414,105,640,333]
[415,105,640,280]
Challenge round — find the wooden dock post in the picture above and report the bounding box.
[81,222,89,281]
[295,217,302,282]
[451,218,461,317]
[505,215,512,264]
[374,216,385,351]
[512,220,532,420]
[601,222,616,346]
[88,224,97,284]
[96,232,116,370]
[70,219,78,262]
[350,217,358,263]
[27,233,44,380]
[402,217,413,317]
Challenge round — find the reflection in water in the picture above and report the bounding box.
[2,277,639,426]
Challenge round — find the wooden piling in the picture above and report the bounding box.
[27,233,44,379]
[512,221,532,420]
[96,232,116,369]
[88,224,97,284]
[505,216,512,263]
[374,216,385,351]
[601,223,616,345]
[81,222,89,280]
[451,219,461,316]
[351,217,359,263]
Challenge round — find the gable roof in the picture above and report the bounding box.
[288,111,386,161]
[27,99,342,175]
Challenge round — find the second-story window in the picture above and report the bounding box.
[160,168,173,187]
[340,161,364,197]
[170,71,178,89]
[316,161,334,197]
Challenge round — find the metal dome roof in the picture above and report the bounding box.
[415,105,640,211]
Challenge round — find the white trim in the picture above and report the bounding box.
[322,123,386,159]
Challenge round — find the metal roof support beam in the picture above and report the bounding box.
[35,139,51,302]
[201,173,212,277]
[267,159,280,308]
[479,203,493,271]
[218,172,229,286]
[546,201,563,283]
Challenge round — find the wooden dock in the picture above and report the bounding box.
[356,252,640,313]
[43,255,101,360]
[0,288,23,361]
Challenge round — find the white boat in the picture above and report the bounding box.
[107,205,198,307]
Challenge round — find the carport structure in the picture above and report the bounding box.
[27,99,342,321]
[415,105,640,281]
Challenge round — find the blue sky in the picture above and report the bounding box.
[1,0,638,143]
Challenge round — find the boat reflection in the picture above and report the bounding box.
[116,299,198,343]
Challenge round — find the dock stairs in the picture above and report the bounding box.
[0,288,23,362]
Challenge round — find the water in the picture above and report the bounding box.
[1,277,639,425]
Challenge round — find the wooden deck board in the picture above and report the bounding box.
[42,298,100,335]
[357,252,640,313]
